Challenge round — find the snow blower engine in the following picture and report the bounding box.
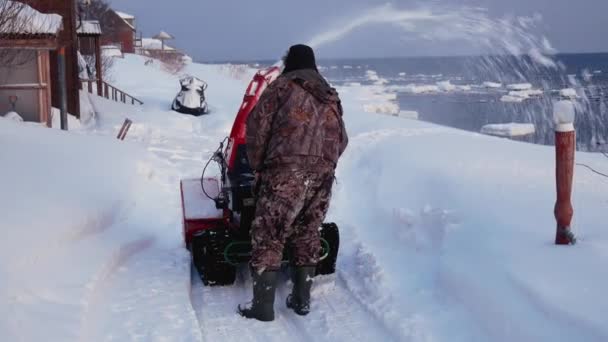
[180,67,340,286]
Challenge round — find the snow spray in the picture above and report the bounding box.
[307,3,557,74]
[304,3,602,150]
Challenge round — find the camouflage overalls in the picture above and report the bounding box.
[246,69,348,273]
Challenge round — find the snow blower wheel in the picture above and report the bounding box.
[316,223,340,275]
[192,229,237,286]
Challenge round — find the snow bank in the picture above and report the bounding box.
[507,83,533,91]
[437,80,456,92]
[509,89,543,98]
[403,84,441,94]
[2,111,23,122]
[397,81,472,94]
[559,88,578,99]
[366,70,389,85]
[101,45,123,58]
[501,88,543,102]
[398,110,420,119]
[483,81,503,88]
[500,95,526,103]
[0,54,252,341]
[333,92,608,341]
[50,107,82,130]
[481,123,536,137]
[0,120,155,340]
[363,103,400,115]
[141,38,176,51]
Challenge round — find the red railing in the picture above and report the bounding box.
[80,79,143,105]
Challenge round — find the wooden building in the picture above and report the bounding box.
[24,0,82,118]
[0,2,62,125]
[100,10,136,54]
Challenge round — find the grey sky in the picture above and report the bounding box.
[111,0,608,62]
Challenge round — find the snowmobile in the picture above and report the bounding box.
[180,67,340,286]
[172,76,209,115]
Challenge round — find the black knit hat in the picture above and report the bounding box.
[282,44,318,74]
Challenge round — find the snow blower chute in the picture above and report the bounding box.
[180,67,340,286]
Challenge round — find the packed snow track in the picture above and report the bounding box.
[191,267,398,342]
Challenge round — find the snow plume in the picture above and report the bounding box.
[307,5,442,49]
[307,3,557,70]
[306,3,585,148]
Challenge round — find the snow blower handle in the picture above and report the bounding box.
[201,138,230,208]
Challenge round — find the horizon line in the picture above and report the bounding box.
[196,51,608,64]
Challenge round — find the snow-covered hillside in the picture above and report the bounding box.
[1,54,608,341]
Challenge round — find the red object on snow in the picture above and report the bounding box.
[180,178,228,247]
[225,66,281,172]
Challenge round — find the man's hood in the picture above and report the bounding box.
[283,69,340,105]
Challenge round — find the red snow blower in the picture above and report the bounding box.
[180,67,340,286]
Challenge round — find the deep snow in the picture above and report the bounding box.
[2,54,608,341]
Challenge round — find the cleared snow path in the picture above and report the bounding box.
[191,267,397,342]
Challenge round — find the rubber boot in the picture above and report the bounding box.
[238,271,278,322]
[286,266,316,316]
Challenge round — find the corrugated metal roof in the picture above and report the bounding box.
[77,20,102,36]
[0,1,62,36]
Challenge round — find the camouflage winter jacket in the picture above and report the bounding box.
[246,69,348,172]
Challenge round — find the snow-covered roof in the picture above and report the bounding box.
[481,123,536,137]
[153,31,174,40]
[113,10,135,30]
[115,11,135,20]
[0,1,63,36]
[140,38,175,51]
[77,20,102,36]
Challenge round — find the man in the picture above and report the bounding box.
[238,44,348,322]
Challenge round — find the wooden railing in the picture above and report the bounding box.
[80,79,144,105]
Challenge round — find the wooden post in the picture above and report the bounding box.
[36,51,50,126]
[94,36,103,96]
[553,100,576,245]
[58,47,68,130]
[42,50,52,127]
[117,118,133,140]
